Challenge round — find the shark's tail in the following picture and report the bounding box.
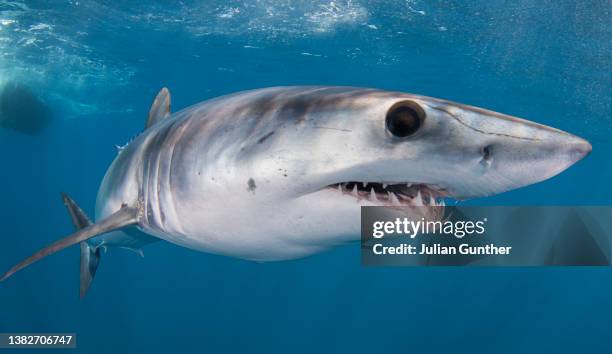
[0,194,138,297]
[61,193,101,298]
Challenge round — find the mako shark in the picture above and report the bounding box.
[0,86,591,296]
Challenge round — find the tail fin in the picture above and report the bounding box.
[61,193,100,298]
[0,199,138,291]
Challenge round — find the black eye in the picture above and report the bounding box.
[386,103,423,138]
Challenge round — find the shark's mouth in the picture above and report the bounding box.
[326,182,447,207]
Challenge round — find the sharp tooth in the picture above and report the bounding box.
[352,184,358,196]
[337,184,342,192]
[362,182,367,188]
[415,190,424,205]
[389,192,400,205]
[382,183,388,189]
[439,199,445,207]
[370,187,378,201]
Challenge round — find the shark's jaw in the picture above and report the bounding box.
[325,181,447,207]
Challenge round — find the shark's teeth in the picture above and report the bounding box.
[414,190,424,205]
[389,192,400,206]
[370,187,378,202]
[329,181,447,208]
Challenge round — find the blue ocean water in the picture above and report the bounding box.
[0,1,610,353]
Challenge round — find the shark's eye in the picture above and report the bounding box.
[386,101,424,138]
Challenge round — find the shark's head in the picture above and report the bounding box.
[244,88,591,208]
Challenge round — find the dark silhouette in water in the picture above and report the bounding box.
[0,82,51,135]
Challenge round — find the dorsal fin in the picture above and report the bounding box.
[146,87,171,128]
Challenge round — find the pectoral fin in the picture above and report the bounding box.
[1,205,139,282]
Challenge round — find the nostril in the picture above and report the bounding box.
[483,145,492,159]
[480,145,493,167]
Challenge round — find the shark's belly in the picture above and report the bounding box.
[142,212,360,261]
[140,189,364,261]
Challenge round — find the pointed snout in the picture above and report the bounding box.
[474,119,592,197]
[564,134,592,163]
[433,103,593,198]
[528,123,592,167]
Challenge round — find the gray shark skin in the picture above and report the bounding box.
[0,86,591,294]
